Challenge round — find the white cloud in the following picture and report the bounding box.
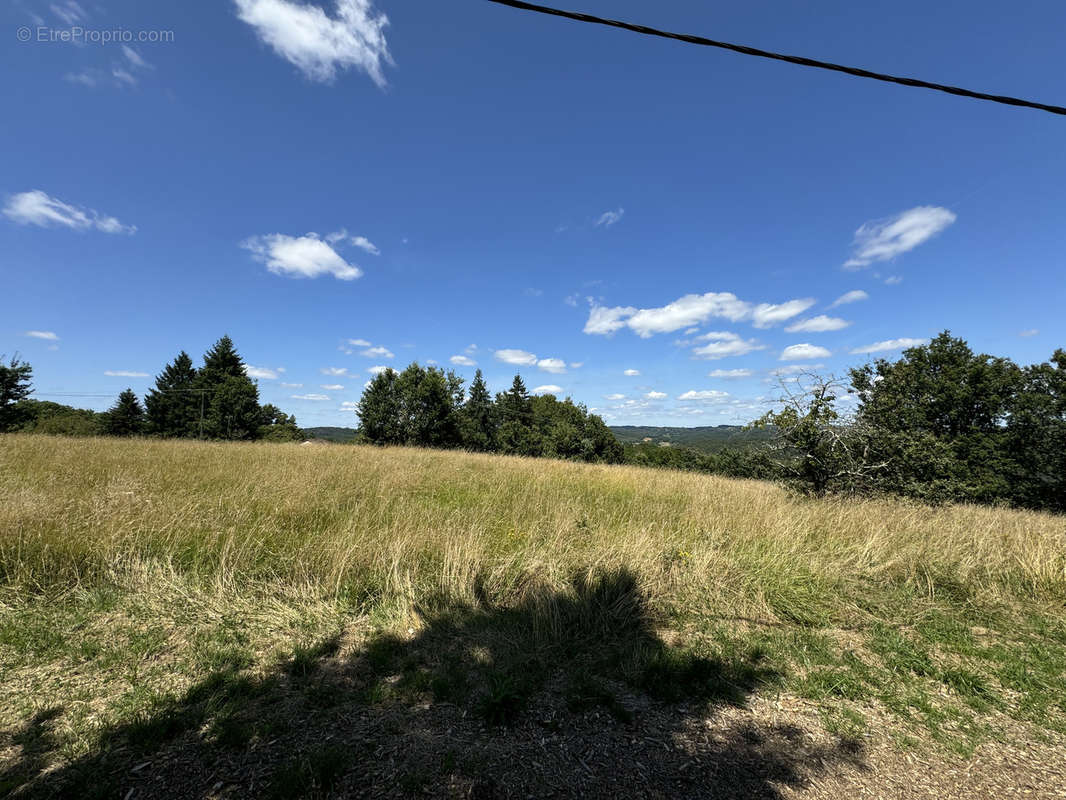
[569,362,583,369]
[464,344,478,355]
[281,382,303,388]
[122,46,152,70]
[23,330,59,341]
[785,315,852,333]
[495,349,538,366]
[829,290,869,308]
[849,338,928,355]
[350,235,379,255]
[293,393,330,401]
[341,401,359,410]
[241,232,362,280]
[622,293,752,338]
[4,190,135,234]
[691,331,765,360]
[532,384,562,395]
[320,383,345,390]
[51,1,87,25]
[595,208,624,227]
[883,275,903,285]
[360,345,394,358]
[244,365,280,379]
[321,367,348,376]
[644,391,667,400]
[844,206,956,269]
[780,343,832,361]
[583,304,637,335]
[367,365,390,375]
[64,71,98,88]
[604,393,626,401]
[708,368,752,379]
[450,355,476,367]
[585,292,814,338]
[112,67,137,87]
[347,338,371,347]
[770,364,822,377]
[623,369,640,376]
[1019,329,1039,338]
[104,370,149,378]
[234,0,393,87]
[751,299,815,328]
[537,358,566,374]
[678,390,730,402]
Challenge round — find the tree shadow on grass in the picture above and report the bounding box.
[1,568,866,799]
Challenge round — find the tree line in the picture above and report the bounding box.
[757,332,1065,513]
[356,363,624,463]
[3,330,1062,513]
[0,336,302,441]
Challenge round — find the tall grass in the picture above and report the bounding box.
[2,434,1063,622]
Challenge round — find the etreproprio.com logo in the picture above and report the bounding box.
[16,26,175,44]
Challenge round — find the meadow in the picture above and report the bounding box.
[2,434,1065,797]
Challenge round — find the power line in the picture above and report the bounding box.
[485,0,1066,117]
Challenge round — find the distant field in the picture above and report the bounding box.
[2,435,1065,798]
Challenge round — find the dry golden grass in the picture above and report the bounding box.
[2,434,1063,617]
[3,434,1066,797]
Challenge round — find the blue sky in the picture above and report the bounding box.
[3,0,1064,428]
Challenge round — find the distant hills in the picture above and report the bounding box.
[304,423,768,453]
[609,425,770,453]
[303,426,360,443]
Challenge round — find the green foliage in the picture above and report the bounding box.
[16,400,104,436]
[356,365,623,464]
[460,369,496,451]
[257,404,303,442]
[194,337,262,440]
[495,374,532,428]
[145,351,199,438]
[394,363,463,447]
[755,375,882,496]
[850,332,1064,511]
[1003,349,1066,512]
[13,337,299,444]
[610,424,773,453]
[0,355,34,432]
[103,389,146,437]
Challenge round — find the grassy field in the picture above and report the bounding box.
[2,434,1065,797]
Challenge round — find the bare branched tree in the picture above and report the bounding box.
[752,371,887,496]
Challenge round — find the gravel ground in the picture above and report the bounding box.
[19,681,1058,800]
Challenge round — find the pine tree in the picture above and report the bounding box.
[0,355,33,432]
[461,369,496,450]
[145,351,199,437]
[194,336,261,440]
[496,374,532,427]
[104,389,146,436]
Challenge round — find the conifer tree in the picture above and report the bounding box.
[496,374,532,426]
[145,351,198,437]
[0,355,33,432]
[194,336,261,440]
[461,369,496,450]
[104,389,146,436]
